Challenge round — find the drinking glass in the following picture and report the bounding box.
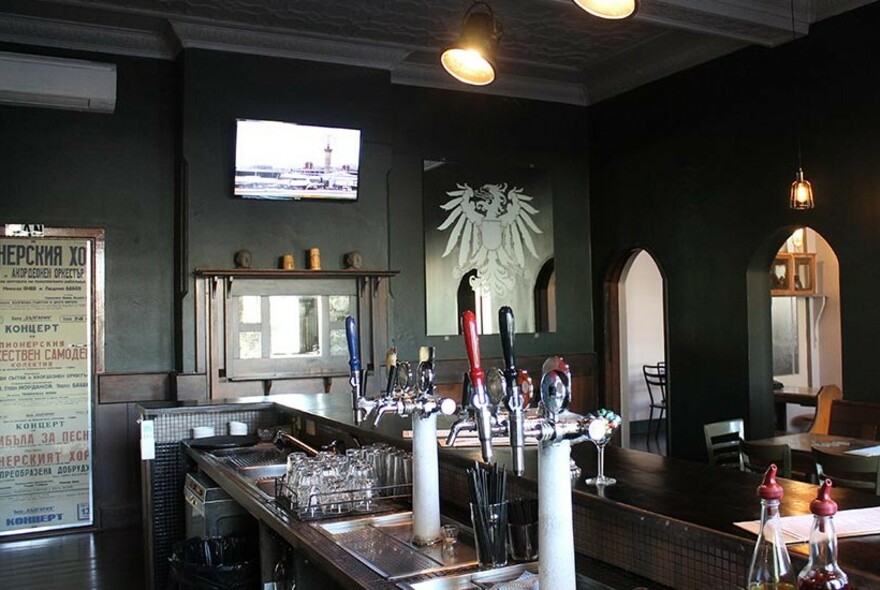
[583,409,622,486]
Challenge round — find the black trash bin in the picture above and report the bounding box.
[168,536,259,590]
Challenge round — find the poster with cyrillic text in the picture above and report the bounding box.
[0,237,93,535]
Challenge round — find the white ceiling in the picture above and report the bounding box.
[0,0,874,105]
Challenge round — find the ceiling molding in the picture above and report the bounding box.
[391,61,588,106]
[169,21,411,71]
[0,13,175,59]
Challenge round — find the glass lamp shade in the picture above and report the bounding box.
[572,0,638,19]
[441,9,499,86]
[790,167,815,210]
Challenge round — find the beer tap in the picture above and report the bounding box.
[370,345,456,545]
[446,310,496,464]
[370,347,402,426]
[499,306,532,476]
[529,356,592,590]
[345,316,374,424]
[373,346,457,426]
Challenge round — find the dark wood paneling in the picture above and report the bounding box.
[98,372,171,404]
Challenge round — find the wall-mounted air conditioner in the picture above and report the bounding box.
[0,51,116,113]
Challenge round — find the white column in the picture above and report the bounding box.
[411,412,441,545]
[539,440,576,590]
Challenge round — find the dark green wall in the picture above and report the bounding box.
[0,44,177,372]
[178,49,594,368]
[589,3,880,460]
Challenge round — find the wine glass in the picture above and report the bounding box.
[583,409,622,486]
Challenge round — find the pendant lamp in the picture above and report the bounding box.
[572,0,638,20]
[788,0,814,210]
[441,2,502,86]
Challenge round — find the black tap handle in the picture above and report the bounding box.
[499,306,516,379]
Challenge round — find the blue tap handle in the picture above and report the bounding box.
[345,316,361,372]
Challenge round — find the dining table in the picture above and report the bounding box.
[748,431,880,481]
[773,385,821,431]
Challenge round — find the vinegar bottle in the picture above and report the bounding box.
[796,479,850,590]
[746,464,796,590]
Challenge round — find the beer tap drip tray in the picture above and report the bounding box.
[314,512,478,580]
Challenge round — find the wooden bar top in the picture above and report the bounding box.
[186,393,880,588]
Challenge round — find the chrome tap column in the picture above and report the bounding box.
[373,346,456,545]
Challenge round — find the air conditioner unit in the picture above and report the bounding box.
[0,51,116,113]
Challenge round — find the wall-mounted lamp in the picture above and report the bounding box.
[440,2,502,86]
[572,0,638,20]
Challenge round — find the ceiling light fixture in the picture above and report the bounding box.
[440,2,502,86]
[788,0,814,210]
[572,0,638,20]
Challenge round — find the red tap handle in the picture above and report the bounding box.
[461,311,485,390]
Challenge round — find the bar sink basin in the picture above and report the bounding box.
[208,446,288,498]
[314,512,478,580]
[398,562,538,589]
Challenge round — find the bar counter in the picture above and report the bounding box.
[140,393,880,589]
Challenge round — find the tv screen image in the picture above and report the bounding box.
[234,119,361,201]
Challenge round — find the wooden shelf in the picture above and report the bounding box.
[195,268,398,279]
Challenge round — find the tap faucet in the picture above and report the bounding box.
[345,316,375,423]
[499,306,530,476]
[458,310,495,463]
[374,347,457,426]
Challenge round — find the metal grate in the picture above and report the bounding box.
[331,526,441,579]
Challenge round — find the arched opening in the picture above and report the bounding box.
[602,249,668,454]
[746,226,841,438]
[534,258,556,332]
[456,270,478,334]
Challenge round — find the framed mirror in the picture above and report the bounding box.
[422,160,555,335]
[225,278,356,380]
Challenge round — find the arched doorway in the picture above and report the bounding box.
[747,226,841,437]
[603,249,667,454]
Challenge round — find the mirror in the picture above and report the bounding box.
[227,291,354,380]
[422,160,556,335]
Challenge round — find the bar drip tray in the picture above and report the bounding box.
[314,512,478,580]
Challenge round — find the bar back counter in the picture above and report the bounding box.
[139,393,880,590]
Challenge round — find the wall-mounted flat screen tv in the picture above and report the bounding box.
[234,118,361,201]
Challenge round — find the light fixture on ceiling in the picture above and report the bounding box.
[572,0,638,20]
[788,0,814,210]
[440,2,502,86]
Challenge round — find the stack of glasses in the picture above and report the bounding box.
[282,443,412,518]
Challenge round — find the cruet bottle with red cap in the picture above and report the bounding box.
[796,479,850,590]
[746,464,796,590]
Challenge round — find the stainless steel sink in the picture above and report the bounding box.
[209,446,288,498]
[315,512,478,580]
[397,562,538,590]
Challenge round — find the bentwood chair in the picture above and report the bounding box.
[740,439,792,479]
[642,363,667,439]
[703,418,745,470]
[806,384,843,434]
[812,446,880,495]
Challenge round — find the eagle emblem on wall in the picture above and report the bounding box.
[437,182,543,297]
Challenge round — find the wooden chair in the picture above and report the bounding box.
[812,446,880,494]
[807,384,843,434]
[741,439,792,479]
[828,399,880,440]
[703,419,744,470]
[642,363,667,439]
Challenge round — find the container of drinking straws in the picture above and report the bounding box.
[467,461,508,568]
